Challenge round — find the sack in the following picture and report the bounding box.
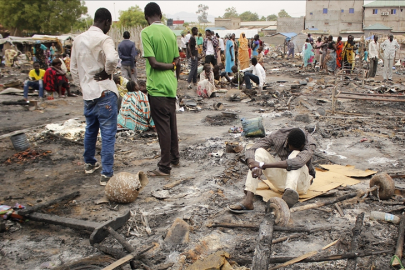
[241,117,265,137]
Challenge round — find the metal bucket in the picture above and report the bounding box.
[10,133,30,151]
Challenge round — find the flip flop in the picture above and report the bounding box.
[227,203,253,214]
[147,169,170,177]
[68,94,78,97]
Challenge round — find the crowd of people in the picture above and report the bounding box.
[297,33,400,81]
[182,28,267,97]
[65,3,316,212]
[4,3,401,213]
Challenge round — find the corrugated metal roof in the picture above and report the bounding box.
[280,32,298,38]
[364,0,405,7]
[363,23,392,30]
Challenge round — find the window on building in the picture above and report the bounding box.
[348,23,352,26]
[310,12,313,15]
[341,9,344,13]
[391,9,396,14]
[373,9,378,14]
[349,8,354,13]
[323,8,328,14]
[325,22,329,25]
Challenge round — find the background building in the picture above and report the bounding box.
[305,0,364,36]
[363,0,405,34]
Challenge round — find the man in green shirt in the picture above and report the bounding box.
[197,33,204,55]
[142,2,180,177]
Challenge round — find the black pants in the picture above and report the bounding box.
[148,96,179,174]
[205,55,217,66]
[244,72,260,89]
[188,57,198,84]
[369,57,378,78]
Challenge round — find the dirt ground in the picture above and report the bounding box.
[1,56,405,270]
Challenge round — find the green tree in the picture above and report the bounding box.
[239,11,259,22]
[222,7,238,19]
[118,6,148,28]
[278,9,291,18]
[0,0,87,34]
[72,15,93,32]
[196,4,209,23]
[266,14,278,21]
[259,16,266,21]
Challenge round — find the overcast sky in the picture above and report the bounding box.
[84,1,308,21]
[84,1,374,22]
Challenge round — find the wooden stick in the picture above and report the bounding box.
[234,249,392,265]
[251,214,274,270]
[335,203,345,217]
[272,233,302,244]
[392,213,405,266]
[338,95,405,103]
[206,222,330,233]
[290,187,377,213]
[163,177,194,190]
[102,244,156,270]
[269,251,318,270]
[18,191,80,216]
[106,226,137,269]
[346,212,365,270]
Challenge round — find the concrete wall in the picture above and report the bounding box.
[305,0,364,35]
[364,29,392,38]
[364,7,405,32]
[215,18,241,30]
[277,17,305,34]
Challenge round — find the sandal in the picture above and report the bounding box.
[147,168,170,177]
[227,203,254,214]
[68,93,78,97]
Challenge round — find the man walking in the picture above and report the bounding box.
[187,27,199,89]
[118,31,138,82]
[142,2,180,177]
[71,8,119,186]
[287,39,294,60]
[368,36,380,78]
[203,29,219,66]
[381,34,399,82]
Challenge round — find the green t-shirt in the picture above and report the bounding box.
[141,23,179,98]
[197,36,203,46]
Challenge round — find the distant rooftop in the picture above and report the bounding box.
[364,0,405,7]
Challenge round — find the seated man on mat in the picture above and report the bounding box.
[228,128,316,213]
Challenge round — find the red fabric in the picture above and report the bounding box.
[336,41,344,68]
[43,67,68,94]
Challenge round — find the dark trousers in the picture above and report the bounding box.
[188,57,198,84]
[149,96,179,174]
[205,55,217,66]
[244,72,260,89]
[369,57,378,78]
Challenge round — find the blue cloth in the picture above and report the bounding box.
[303,43,314,67]
[252,40,259,57]
[24,80,43,99]
[225,40,235,73]
[244,72,259,89]
[83,91,118,177]
[118,39,137,68]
